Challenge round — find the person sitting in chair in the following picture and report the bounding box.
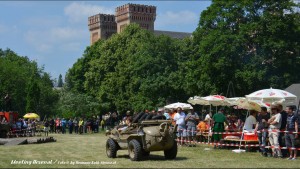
[118,117,132,132]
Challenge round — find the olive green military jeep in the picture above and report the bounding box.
[106,119,178,161]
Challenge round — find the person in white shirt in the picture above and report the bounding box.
[204,112,212,128]
[244,110,257,132]
[267,104,282,158]
[173,107,186,145]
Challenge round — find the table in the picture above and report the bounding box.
[223,138,259,151]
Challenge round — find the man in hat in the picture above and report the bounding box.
[267,104,282,158]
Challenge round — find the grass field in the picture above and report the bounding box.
[0,132,299,168]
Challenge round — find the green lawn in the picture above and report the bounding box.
[0,132,299,168]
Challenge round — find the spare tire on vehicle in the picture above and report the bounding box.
[138,113,148,123]
[152,115,166,120]
[132,112,144,123]
[145,114,153,120]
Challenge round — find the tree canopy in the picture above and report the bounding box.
[192,0,300,96]
[0,49,59,117]
[63,0,300,115]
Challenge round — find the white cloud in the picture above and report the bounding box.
[64,2,114,23]
[156,10,198,26]
[24,27,87,53]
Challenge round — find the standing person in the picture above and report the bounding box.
[267,105,282,158]
[68,118,73,134]
[185,108,199,146]
[173,107,187,146]
[163,109,171,120]
[22,119,28,136]
[31,119,36,136]
[86,119,91,133]
[27,119,32,136]
[111,112,119,128]
[285,106,298,160]
[79,118,84,134]
[104,113,110,130]
[95,117,100,133]
[61,118,67,134]
[55,118,61,133]
[212,108,228,148]
[83,118,88,133]
[73,118,79,134]
[278,103,288,157]
[49,118,55,133]
[101,118,105,131]
[254,107,270,157]
[16,119,22,137]
[44,120,50,136]
[170,109,177,127]
[204,111,212,129]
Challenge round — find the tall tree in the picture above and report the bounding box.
[0,49,58,116]
[192,0,300,96]
[57,74,63,87]
[25,78,40,113]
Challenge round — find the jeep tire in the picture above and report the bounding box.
[128,139,142,161]
[164,140,177,159]
[106,138,117,158]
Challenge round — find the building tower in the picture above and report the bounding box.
[88,14,117,45]
[115,3,156,33]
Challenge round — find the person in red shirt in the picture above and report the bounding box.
[55,118,61,133]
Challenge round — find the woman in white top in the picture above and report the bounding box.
[244,110,257,132]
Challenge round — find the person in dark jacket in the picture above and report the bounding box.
[68,119,73,134]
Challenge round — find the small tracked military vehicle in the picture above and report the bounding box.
[105,118,178,161]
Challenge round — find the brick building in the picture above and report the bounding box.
[88,3,192,45]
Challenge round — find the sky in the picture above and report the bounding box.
[0,1,211,81]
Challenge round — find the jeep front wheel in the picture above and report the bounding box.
[164,140,177,159]
[128,139,142,161]
[106,138,117,158]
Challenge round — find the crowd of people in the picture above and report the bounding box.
[0,117,39,137]
[209,103,299,160]
[2,102,299,160]
[43,116,102,136]
[125,103,298,160]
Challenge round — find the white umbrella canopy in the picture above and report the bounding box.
[236,98,262,112]
[246,88,297,105]
[202,95,231,106]
[164,102,193,110]
[227,97,246,106]
[187,96,210,106]
[187,97,198,105]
